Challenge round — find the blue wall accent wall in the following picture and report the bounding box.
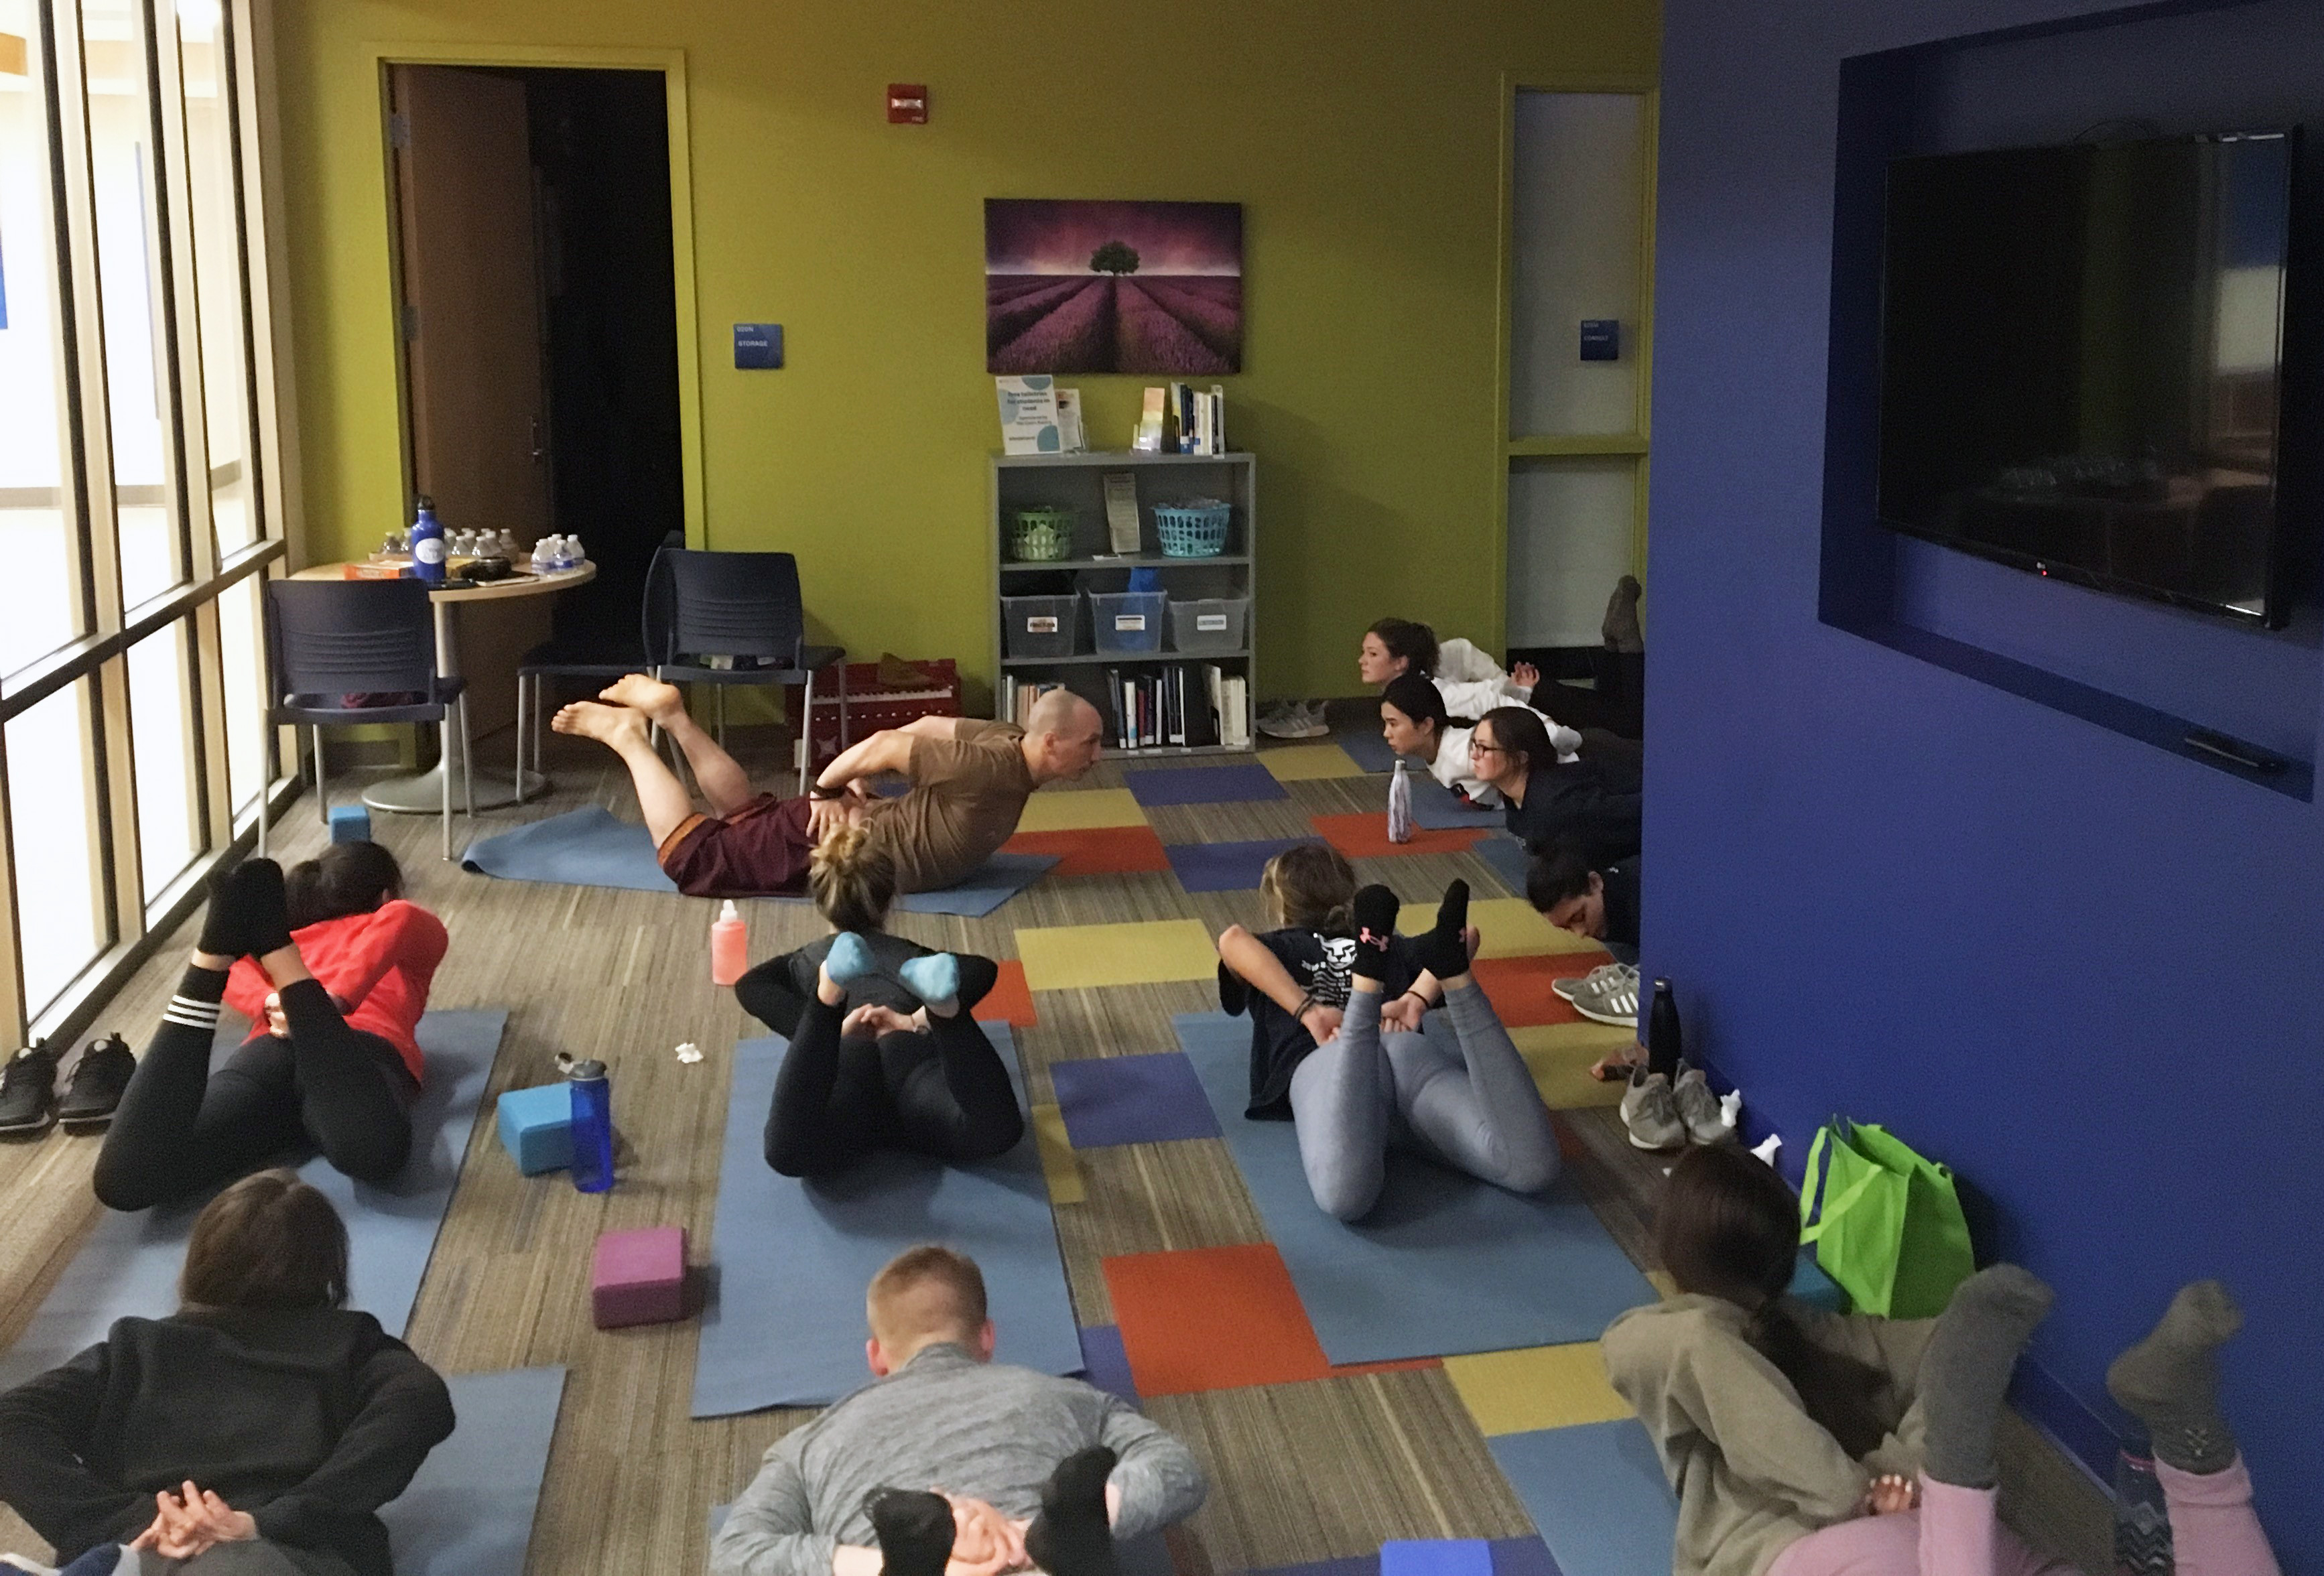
[1652,1,2323,1569]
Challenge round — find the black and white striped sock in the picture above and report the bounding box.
[163,965,228,1035]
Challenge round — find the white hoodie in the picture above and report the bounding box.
[1429,638,1582,762]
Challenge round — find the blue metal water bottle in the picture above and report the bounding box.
[408,495,447,586]
[568,1058,615,1193]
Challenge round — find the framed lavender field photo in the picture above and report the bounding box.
[986,199,1242,375]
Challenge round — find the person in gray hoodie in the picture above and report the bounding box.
[1602,1144,2280,1576]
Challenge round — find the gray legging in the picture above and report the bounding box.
[1286,977,1561,1222]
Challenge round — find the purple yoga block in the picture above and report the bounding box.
[592,1226,688,1329]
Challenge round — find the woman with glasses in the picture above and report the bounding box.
[1469,706,1642,867]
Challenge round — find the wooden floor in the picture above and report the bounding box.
[0,725,2112,1575]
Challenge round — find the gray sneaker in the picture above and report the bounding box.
[1569,964,1641,1027]
[1553,961,1628,1004]
[1619,1069,1685,1151]
[1672,1066,1733,1145]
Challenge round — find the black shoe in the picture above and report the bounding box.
[58,1034,134,1131]
[0,1041,61,1136]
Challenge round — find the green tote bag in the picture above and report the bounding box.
[1799,1118,1976,1319]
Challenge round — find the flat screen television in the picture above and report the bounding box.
[1876,129,2299,627]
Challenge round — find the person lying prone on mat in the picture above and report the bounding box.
[1525,836,1645,1083]
[1214,846,1561,1222]
[1470,706,1641,869]
[710,1244,1206,1576]
[732,826,1021,1178]
[91,848,446,1213]
[553,674,1103,898]
[1603,1144,2283,1576]
[0,1171,455,1576]
[1360,620,1583,765]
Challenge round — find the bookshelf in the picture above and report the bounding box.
[991,451,1257,754]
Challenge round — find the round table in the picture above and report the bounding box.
[292,562,596,813]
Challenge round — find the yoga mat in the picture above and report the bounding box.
[1488,1420,1679,1576]
[1334,728,1404,773]
[1309,812,1486,862]
[1165,836,1316,894]
[462,807,1056,917]
[1409,775,1506,830]
[692,1025,1081,1415]
[0,1010,506,1390]
[1245,1538,1557,1576]
[384,1366,566,1576]
[1124,762,1288,807]
[1473,834,1531,893]
[1177,1011,1657,1364]
[1050,1053,1221,1147]
[1381,1541,1492,1576]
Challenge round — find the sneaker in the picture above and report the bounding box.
[1553,960,1628,1004]
[1568,963,1642,1027]
[0,1041,61,1136]
[1672,1065,1734,1146]
[1258,700,1330,740]
[1619,1069,1685,1151]
[58,1033,135,1130]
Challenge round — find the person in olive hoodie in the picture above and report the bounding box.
[0,1171,454,1576]
[1602,1144,2282,1576]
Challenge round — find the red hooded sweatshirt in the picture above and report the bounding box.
[226,901,448,1084]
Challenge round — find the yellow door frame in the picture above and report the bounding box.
[363,42,706,547]
[1492,72,1659,654]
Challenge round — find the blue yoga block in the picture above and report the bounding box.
[329,805,373,844]
[1382,1540,1494,1576]
[495,1083,574,1175]
[1790,1247,1850,1313]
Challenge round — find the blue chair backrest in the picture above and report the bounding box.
[265,579,438,698]
[649,548,806,666]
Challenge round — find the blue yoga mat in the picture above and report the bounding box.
[0,1010,505,1390]
[385,1366,566,1576]
[1488,1420,1679,1576]
[1124,762,1288,807]
[1472,834,1531,893]
[692,1025,1082,1415]
[1178,1011,1655,1364]
[1334,728,1404,774]
[1409,775,1506,830]
[462,807,1056,918]
[1166,836,1316,894]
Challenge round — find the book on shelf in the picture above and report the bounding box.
[1102,471,1141,554]
[1054,389,1088,453]
[999,675,1068,730]
[1135,387,1165,452]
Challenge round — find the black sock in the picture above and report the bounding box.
[1921,1264,2054,1488]
[1348,886,1401,981]
[1025,1446,1118,1576]
[1418,879,1471,980]
[2106,1280,2242,1474]
[195,862,248,958]
[237,859,295,958]
[866,1490,954,1576]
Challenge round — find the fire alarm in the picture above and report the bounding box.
[887,84,928,124]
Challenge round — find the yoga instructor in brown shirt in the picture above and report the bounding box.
[553,676,1104,897]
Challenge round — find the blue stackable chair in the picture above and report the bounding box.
[260,579,472,860]
[646,547,846,792]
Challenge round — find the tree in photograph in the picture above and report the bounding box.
[1090,240,1141,276]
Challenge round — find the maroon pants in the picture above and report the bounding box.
[657,793,818,897]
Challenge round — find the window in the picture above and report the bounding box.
[0,0,281,1037]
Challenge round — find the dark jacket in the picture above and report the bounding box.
[0,1307,455,1576]
[1506,760,1642,867]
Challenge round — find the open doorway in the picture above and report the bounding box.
[385,63,681,741]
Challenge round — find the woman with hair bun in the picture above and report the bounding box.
[92,849,446,1212]
[0,1169,454,1576]
[733,826,1022,1177]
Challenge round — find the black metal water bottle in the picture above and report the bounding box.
[1646,978,1682,1079]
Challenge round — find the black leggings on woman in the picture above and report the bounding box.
[92,965,419,1211]
[738,956,1024,1178]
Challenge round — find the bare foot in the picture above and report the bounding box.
[553,700,650,750]
[599,673,686,726]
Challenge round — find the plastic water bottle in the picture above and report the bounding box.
[568,1059,614,1193]
[1387,760,1413,844]
[529,535,556,574]
[408,495,446,585]
[1647,978,1683,1079]
[564,535,586,568]
[710,899,747,987]
[2114,1450,2175,1576]
[496,528,521,560]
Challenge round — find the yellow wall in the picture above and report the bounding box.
[273,0,1660,703]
